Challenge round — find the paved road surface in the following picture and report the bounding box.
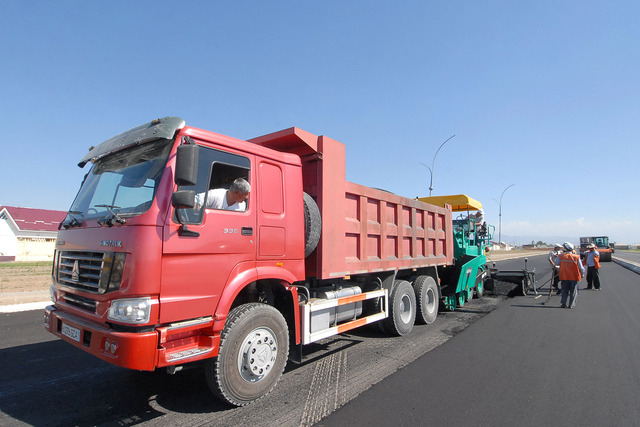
[1,260,519,427]
[316,260,640,426]
[614,250,640,264]
[3,255,636,426]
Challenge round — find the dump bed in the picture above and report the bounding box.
[250,128,454,279]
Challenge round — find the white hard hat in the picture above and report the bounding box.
[554,243,562,249]
[562,242,574,252]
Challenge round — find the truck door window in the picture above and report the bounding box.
[176,145,251,224]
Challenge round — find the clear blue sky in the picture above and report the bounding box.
[1,1,638,245]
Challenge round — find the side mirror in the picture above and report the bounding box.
[175,142,199,186]
[172,190,196,209]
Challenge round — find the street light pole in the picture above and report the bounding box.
[496,184,515,246]
[419,163,433,195]
[420,135,455,196]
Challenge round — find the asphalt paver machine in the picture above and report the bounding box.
[418,194,496,310]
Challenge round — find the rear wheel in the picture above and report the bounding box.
[413,275,439,325]
[205,303,289,406]
[382,280,416,336]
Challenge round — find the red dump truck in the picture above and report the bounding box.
[45,117,471,406]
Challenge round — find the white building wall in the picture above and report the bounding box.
[0,219,17,257]
[16,237,57,262]
[1,215,59,261]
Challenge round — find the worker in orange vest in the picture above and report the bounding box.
[555,242,585,308]
[582,243,601,290]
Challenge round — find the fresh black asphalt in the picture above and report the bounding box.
[316,258,640,426]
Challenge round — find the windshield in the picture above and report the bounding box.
[65,139,173,224]
[594,236,609,247]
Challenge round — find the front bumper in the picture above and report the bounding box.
[44,305,159,371]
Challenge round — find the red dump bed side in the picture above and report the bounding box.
[250,127,454,280]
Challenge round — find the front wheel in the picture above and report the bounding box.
[205,303,289,406]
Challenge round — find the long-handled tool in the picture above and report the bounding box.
[540,270,557,305]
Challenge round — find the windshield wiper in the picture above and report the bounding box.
[95,204,127,227]
[62,210,84,229]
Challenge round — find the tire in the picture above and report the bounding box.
[475,279,484,299]
[382,280,416,336]
[474,267,486,299]
[205,303,289,406]
[303,193,321,257]
[413,275,439,325]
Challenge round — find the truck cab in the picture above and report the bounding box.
[47,117,306,372]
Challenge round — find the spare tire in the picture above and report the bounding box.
[303,192,321,257]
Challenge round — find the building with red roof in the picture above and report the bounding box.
[0,206,67,262]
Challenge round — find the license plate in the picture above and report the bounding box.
[62,323,81,342]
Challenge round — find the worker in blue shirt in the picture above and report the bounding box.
[582,244,601,290]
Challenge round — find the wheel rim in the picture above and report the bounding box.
[238,327,278,383]
[399,294,413,323]
[426,288,436,314]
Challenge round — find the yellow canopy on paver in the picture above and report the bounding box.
[417,194,483,212]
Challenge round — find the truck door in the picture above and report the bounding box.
[161,144,256,323]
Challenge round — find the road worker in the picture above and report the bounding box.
[548,244,562,294]
[582,243,601,290]
[555,242,585,308]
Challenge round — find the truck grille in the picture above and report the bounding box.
[57,251,125,294]
[64,293,98,312]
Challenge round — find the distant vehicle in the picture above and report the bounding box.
[579,236,614,262]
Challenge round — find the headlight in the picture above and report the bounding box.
[108,297,152,324]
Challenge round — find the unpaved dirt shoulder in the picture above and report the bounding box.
[0,264,51,305]
[486,250,547,262]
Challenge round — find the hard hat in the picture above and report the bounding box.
[554,243,562,249]
[562,242,574,252]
